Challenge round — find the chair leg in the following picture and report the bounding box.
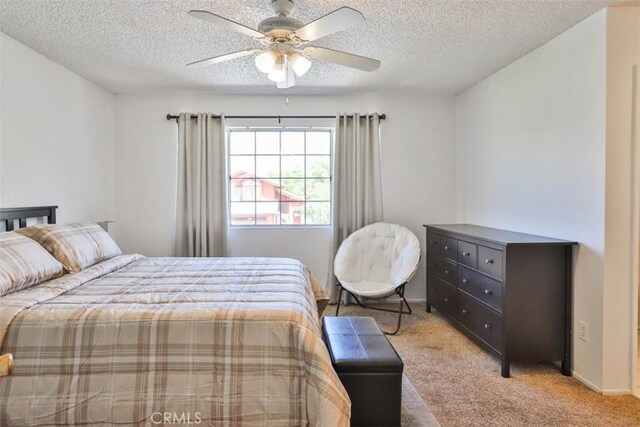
[403,297,412,315]
[385,285,409,336]
[335,284,343,316]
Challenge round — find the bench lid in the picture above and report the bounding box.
[322,317,404,374]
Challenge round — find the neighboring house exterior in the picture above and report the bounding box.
[231,171,304,224]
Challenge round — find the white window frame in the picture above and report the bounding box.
[226,126,334,228]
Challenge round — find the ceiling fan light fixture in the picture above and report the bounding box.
[255,51,277,73]
[289,53,311,77]
[268,68,286,82]
[267,57,287,82]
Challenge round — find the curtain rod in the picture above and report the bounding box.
[165,113,386,123]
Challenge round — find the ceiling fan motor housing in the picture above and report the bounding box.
[271,0,295,16]
[258,16,304,39]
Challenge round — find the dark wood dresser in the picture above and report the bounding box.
[423,224,577,377]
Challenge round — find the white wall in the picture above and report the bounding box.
[0,33,115,223]
[114,93,457,300]
[456,11,608,389]
[602,6,640,392]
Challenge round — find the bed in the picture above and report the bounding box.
[0,206,349,426]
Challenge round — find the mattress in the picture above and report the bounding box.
[0,255,349,426]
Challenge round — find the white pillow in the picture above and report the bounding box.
[16,222,122,272]
[0,231,65,296]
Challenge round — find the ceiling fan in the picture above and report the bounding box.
[186,0,381,89]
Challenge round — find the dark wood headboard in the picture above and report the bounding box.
[0,206,58,231]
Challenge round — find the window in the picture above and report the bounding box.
[228,128,332,226]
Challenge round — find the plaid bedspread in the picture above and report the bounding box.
[0,256,349,426]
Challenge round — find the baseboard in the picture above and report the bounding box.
[601,389,632,396]
[572,371,633,395]
[602,389,633,396]
[572,371,602,393]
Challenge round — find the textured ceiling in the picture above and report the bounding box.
[0,0,620,95]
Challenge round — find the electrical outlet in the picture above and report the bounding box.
[578,321,589,342]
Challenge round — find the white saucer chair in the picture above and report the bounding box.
[334,222,421,335]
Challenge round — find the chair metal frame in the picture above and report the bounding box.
[335,282,412,335]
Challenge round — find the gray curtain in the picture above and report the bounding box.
[327,113,384,303]
[175,113,228,257]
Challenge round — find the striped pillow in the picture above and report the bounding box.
[0,231,65,296]
[16,222,122,272]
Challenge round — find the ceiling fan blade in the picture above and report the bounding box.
[277,62,296,89]
[186,49,260,68]
[188,10,264,39]
[302,46,380,71]
[294,7,364,42]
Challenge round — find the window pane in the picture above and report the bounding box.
[256,202,281,225]
[306,132,331,154]
[281,201,304,225]
[229,156,255,177]
[281,155,305,178]
[256,156,280,179]
[250,179,262,201]
[306,155,330,178]
[306,202,330,225]
[229,132,254,155]
[281,179,305,200]
[230,179,256,202]
[230,202,256,225]
[256,132,279,154]
[256,178,277,201]
[281,132,304,154]
[307,179,330,201]
[230,178,249,201]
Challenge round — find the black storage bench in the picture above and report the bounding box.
[322,316,404,427]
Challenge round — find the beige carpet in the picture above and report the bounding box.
[402,374,440,426]
[331,304,640,427]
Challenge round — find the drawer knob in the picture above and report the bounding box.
[484,323,492,329]
[444,245,450,250]
[485,259,494,264]
[462,278,469,284]
[444,270,450,275]
[484,289,492,295]
[430,241,438,245]
[461,309,468,314]
[444,297,450,302]
[462,251,470,257]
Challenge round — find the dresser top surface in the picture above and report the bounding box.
[423,224,578,246]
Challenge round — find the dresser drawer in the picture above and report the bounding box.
[458,266,503,313]
[440,236,457,261]
[427,279,457,319]
[426,256,457,286]
[427,232,440,255]
[436,259,457,286]
[457,240,477,268]
[478,246,503,279]
[458,293,503,352]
